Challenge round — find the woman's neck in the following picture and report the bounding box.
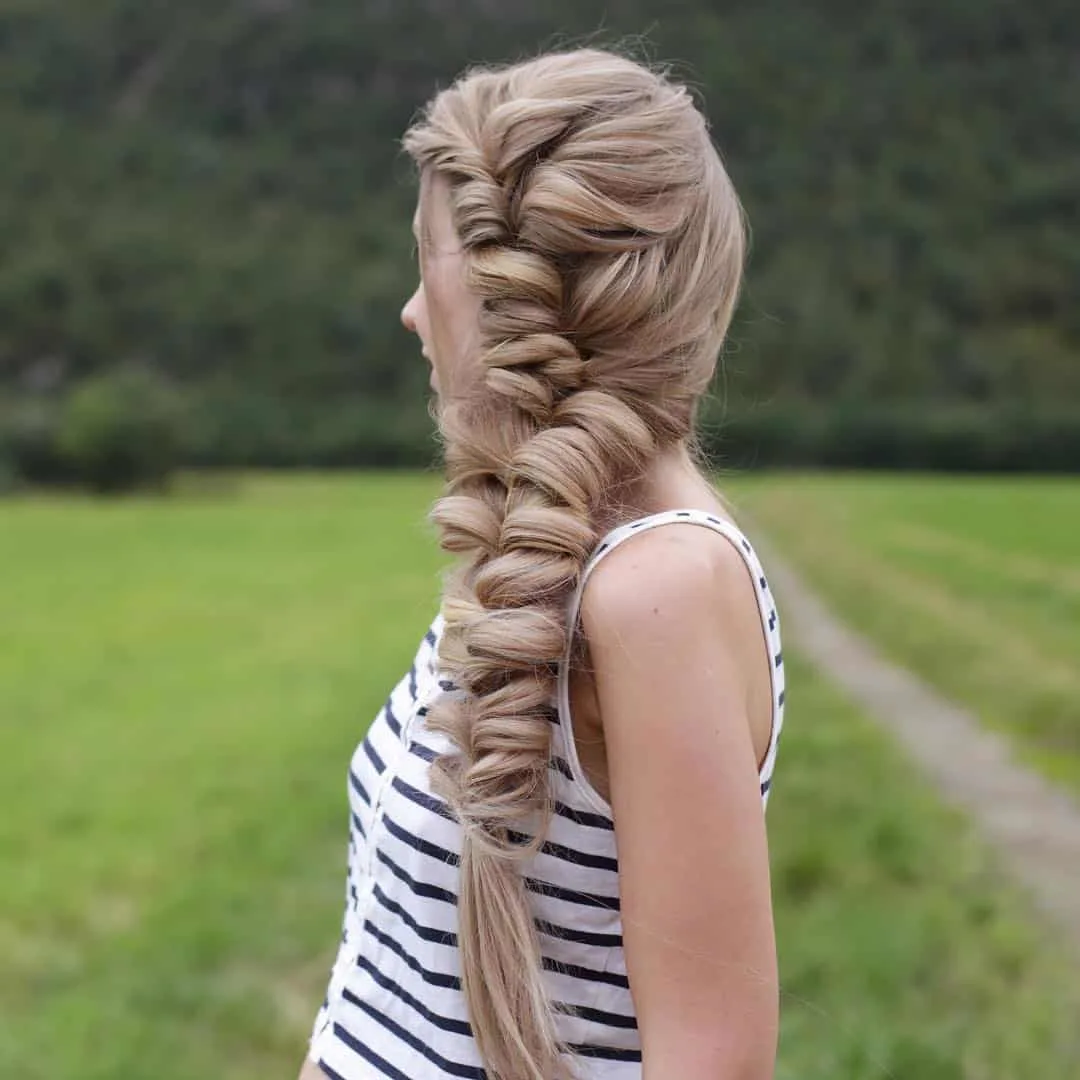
[597,443,727,532]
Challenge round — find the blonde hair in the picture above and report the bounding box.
[403,47,746,1080]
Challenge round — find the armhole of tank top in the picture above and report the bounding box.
[554,508,784,816]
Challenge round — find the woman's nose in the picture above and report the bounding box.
[401,288,420,334]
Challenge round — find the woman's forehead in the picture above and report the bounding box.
[422,177,453,228]
[415,175,457,250]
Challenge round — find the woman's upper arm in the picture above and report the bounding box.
[580,527,779,1080]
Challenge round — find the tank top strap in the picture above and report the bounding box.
[553,508,786,814]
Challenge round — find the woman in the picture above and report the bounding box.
[302,47,785,1080]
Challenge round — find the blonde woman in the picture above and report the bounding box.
[301,48,786,1080]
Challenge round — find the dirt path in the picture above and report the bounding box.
[759,540,1080,953]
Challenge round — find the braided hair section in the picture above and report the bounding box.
[404,49,746,1080]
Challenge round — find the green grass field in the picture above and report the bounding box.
[2,473,1078,1079]
[727,473,1080,793]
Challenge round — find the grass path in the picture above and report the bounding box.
[756,533,1080,955]
[728,473,1080,791]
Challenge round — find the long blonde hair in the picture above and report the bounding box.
[403,48,746,1080]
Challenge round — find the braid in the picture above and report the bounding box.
[404,48,746,1080]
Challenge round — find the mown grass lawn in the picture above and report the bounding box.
[725,472,1080,794]
[1,473,1077,1079]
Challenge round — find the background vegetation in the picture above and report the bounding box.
[1,0,1077,485]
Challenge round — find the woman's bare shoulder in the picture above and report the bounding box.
[578,518,773,761]
[581,516,761,638]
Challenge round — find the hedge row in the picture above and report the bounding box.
[699,401,1080,473]
[2,369,183,492]
[2,371,1078,495]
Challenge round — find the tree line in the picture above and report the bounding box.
[1,0,1077,488]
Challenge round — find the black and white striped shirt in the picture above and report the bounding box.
[309,509,786,1080]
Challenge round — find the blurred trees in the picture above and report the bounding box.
[57,367,183,492]
[0,0,1077,481]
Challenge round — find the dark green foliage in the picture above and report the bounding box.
[57,367,183,492]
[0,399,72,486]
[0,0,1076,474]
[183,391,440,470]
[702,403,1080,473]
[0,450,17,494]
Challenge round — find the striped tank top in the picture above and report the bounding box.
[309,508,786,1080]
